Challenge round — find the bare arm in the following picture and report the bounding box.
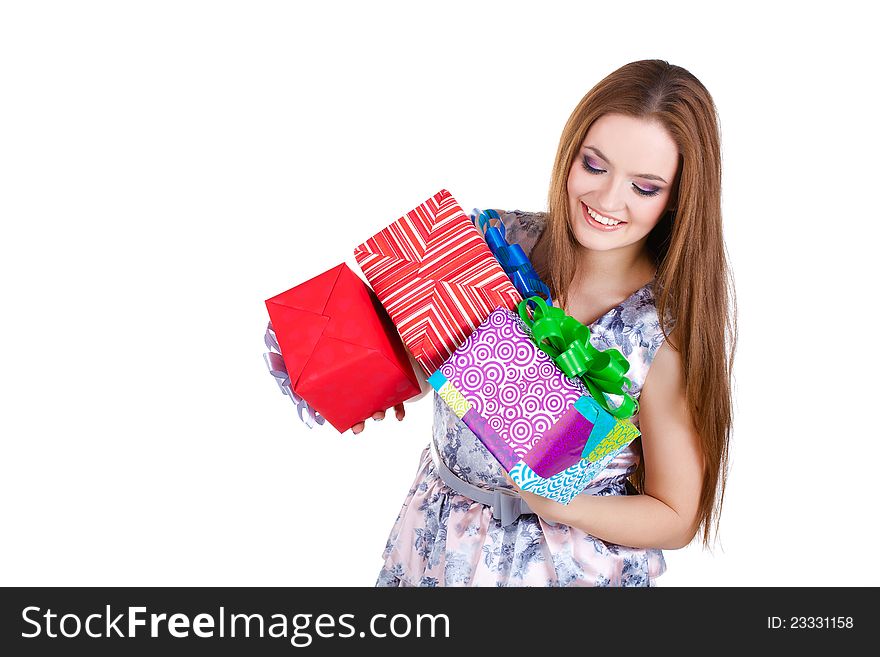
[509,336,704,549]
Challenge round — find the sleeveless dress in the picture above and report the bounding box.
[375,210,671,587]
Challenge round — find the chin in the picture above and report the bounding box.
[569,222,617,252]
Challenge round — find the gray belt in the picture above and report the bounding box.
[429,439,535,527]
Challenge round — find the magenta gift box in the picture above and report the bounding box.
[427,307,640,504]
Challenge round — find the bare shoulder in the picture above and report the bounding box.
[641,331,685,405]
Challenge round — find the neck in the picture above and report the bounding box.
[572,238,656,293]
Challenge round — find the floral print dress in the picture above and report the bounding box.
[375,210,671,587]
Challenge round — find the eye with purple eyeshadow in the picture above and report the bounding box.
[580,155,662,198]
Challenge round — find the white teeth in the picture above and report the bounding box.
[586,205,621,226]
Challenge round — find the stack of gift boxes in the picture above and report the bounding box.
[264,189,640,505]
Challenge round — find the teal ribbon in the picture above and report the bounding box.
[471,209,553,306]
[517,296,638,419]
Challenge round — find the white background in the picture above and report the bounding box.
[1,1,877,587]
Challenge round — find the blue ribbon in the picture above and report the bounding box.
[470,208,553,306]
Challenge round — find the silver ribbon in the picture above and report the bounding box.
[429,435,631,525]
[430,438,534,528]
[263,322,325,429]
[491,488,528,527]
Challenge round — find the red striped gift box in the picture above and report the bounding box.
[354,189,522,375]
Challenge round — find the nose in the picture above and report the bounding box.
[593,176,627,214]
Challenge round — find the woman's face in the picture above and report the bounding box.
[567,113,680,255]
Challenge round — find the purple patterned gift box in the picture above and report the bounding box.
[427,307,640,504]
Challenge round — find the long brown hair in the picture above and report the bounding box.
[532,59,737,550]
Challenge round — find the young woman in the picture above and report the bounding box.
[361,59,736,586]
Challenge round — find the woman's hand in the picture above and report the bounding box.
[502,471,524,494]
[350,403,406,435]
[502,471,569,524]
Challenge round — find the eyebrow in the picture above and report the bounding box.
[583,146,668,183]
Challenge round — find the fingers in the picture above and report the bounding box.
[352,405,405,434]
[503,471,522,493]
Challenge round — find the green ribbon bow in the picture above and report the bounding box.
[517,296,638,419]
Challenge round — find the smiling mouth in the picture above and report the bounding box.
[581,202,626,230]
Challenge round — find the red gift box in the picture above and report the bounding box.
[354,189,522,374]
[265,263,421,433]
